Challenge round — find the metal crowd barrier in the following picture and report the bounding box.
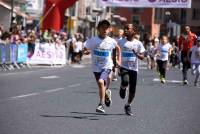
[0,43,29,71]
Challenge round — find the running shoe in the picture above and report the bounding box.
[96,103,105,113]
[124,104,133,116]
[183,80,188,85]
[194,82,198,86]
[161,78,166,84]
[105,89,112,107]
[119,87,126,99]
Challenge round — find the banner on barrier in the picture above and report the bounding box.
[55,45,66,64]
[28,43,66,65]
[98,0,191,8]
[0,44,6,64]
[17,44,28,63]
[11,44,18,63]
[5,44,11,63]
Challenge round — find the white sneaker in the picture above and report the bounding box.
[96,103,105,113]
[183,80,188,85]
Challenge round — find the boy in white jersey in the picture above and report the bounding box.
[189,36,200,86]
[118,24,145,116]
[155,35,172,84]
[84,20,121,113]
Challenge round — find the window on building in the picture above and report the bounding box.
[69,5,76,16]
[155,9,163,20]
[180,9,186,23]
[86,7,90,15]
[132,8,143,14]
[192,8,200,20]
[132,16,140,26]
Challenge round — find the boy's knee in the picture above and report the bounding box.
[98,79,104,86]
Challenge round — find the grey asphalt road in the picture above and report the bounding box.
[0,59,200,134]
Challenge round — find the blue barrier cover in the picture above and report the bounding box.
[0,44,6,64]
[11,43,18,63]
[17,44,28,63]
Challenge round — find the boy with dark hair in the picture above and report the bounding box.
[84,20,121,113]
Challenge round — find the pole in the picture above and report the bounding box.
[10,0,14,28]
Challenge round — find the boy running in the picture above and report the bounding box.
[155,35,172,84]
[118,24,145,116]
[84,20,121,113]
[189,36,200,86]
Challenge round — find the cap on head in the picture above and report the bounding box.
[97,20,111,29]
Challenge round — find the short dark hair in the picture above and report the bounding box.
[97,20,111,29]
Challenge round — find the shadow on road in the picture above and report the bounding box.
[40,112,125,121]
[40,114,99,120]
[70,112,124,116]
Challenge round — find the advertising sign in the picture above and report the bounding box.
[98,0,191,8]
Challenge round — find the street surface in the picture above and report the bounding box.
[0,57,200,134]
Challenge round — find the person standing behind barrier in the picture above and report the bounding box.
[73,35,84,64]
[155,35,172,84]
[10,26,21,44]
[118,24,145,116]
[43,29,52,42]
[178,26,197,85]
[189,36,200,86]
[27,30,36,58]
[149,38,159,70]
[84,20,121,113]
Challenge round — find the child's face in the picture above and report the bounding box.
[161,36,168,44]
[98,24,110,38]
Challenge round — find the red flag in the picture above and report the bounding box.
[42,0,77,31]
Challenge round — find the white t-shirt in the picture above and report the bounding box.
[85,36,117,72]
[74,41,83,53]
[190,46,200,64]
[118,38,145,71]
[156,43,172,61]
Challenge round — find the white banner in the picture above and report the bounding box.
[98,0,191,8]
[28,43,66,65]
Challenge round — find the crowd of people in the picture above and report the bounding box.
[0,24,86,70]
[0,21,199,116]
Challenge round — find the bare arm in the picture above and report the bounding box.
[132,49,145,60]
[115,44,121,67]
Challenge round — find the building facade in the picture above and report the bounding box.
[113,0,200,39]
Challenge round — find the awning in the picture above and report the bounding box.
[0,1,33,20]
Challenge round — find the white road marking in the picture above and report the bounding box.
[153,78,182,83]
[0,68,55,77]
[40,76,60,79]
[68,84,81,88]
[10,93,39,100]
[45,88,65,93]
[0,80,92,103]
[71,64,85,68]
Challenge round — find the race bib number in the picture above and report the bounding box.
[122,51,136,68]
[93,49,110,67]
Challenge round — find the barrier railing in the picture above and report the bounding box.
[0,42,68,71]
[0,43,29,71]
